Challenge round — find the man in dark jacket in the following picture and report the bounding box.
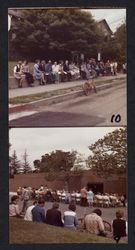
[32,198,46,223]
[46,202,63,227]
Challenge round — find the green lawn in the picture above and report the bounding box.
[10,217,115,244]
[8,61,34,76]
[9,79,116,105]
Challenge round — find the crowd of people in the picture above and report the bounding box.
[9,186,128,243]
[12,185,127,210]
[13,58,122,88]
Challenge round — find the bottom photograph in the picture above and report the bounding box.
[9,127,128,244]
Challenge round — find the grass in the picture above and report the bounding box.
[9,86,82,105]
[9,79,120,105]
[10,217,115,244]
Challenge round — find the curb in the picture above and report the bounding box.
[9,80,125,114]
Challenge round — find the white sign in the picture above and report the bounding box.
[98,53,101,61]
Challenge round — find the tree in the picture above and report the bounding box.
[115,23,126,64]
[40,150,77,173]
[33,159,41,172]
[9,9,104,61]
[87,128,127,177]
[10,150,21,174]
[72,152,87,171]
[101,22,126,65]
[22,150,32,173]
[35,150,77,189]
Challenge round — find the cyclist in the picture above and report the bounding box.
[83,68,97,95]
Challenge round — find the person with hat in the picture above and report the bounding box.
[46,202,63,227]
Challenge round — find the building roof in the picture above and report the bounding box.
[98,19,113,35]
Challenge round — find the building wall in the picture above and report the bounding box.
[9,171,126,195]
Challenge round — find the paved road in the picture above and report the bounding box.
[9,80,127,127]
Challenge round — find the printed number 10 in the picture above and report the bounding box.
[111,114,121,123]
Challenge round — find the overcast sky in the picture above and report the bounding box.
[9,127,122,166]
[89,8,126,32]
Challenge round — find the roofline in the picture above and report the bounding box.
[98,19,113,34]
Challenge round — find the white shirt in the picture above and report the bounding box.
[52,64,60,73]
[24,205,35,221]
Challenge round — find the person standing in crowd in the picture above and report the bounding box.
[63,60,72,81]
[122,62,127,74]
[83,209,107,237]
[32,198,46,223]
[9,195,21,217]
[63,203,78,230]
[33,59,46,85]
[120,194,127,207]
[46,202,63,227]
[13,61,25,88]
[112,209,128,243]
[80,187,87,206]
[105,60,111,75]
[87,189,94,208]
[21,186,31,214]
[24,201,37,221]
[113,60,118,75]
[21,60,34,87]
[80,61,87,79]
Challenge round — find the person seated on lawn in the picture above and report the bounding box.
[9,195,22,218]
[112,209,128,243]
[63,202,78,230]
[21,60,34,87]
[46,202,63,227]
[24,200,37,221]
[33,59,46,85]
[32,198,46,223]
[83,208,107,237]
[13,61,25,88]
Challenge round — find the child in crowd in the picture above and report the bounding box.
[112,209,128,243]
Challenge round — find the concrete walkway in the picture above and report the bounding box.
[9,74,126,98]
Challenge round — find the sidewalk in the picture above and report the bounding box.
[9,74,126,99]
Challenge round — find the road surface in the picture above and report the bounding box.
[9,81,127,127]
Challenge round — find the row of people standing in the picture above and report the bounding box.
[15,185,127,212]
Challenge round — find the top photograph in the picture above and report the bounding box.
[8,8,127,127]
